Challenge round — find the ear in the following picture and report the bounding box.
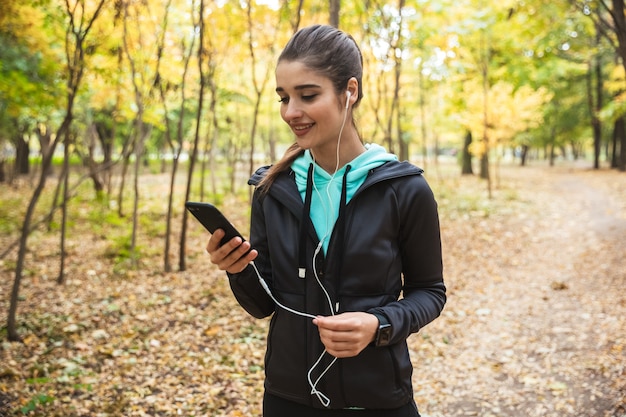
[346,76,359,104]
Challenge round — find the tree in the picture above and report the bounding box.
[180,0,207,272]
[573,0,626,170]
[157,0,193,273]
[330,0,340,28]
[359,1,408,158]
[244,1,281,182]
[7,0,107,341]
[600,63,626,170]
[0,0,64,183]
[5,0,623,343]
[461,130,474,174]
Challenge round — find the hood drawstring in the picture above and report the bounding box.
[333,165,351,310]
[298,163,314,278]
[298,164,352,407]
[298,164,352,285]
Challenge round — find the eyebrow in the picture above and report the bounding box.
[275,84,322,93]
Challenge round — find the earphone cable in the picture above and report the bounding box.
[244,96,351,407]
[251,261,316,320]
[249,260,338,407]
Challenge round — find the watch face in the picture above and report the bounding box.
[377,323,392,346]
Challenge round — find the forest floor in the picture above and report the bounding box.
[0,160,625,417]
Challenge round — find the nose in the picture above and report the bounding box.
[282,100,302,122]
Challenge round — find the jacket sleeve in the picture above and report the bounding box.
[227,187,276,319]
[368,174,446,344]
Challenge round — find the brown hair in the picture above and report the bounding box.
[258,24,364,192]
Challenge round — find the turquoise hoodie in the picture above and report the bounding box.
[292,143,397,254]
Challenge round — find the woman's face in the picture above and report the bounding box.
[275,60,346,155]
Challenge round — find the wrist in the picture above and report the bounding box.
[370,312,392,347]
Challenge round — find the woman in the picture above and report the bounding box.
[206,24,446,417]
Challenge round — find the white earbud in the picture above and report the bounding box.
[345,90,351,110]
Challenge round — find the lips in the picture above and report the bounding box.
[291,123,314,137]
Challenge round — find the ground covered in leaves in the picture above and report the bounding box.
[1,161,625,416]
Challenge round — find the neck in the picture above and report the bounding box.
[312,134,365,174]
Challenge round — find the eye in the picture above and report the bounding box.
[278,96,289,104]
[301,94,317,101]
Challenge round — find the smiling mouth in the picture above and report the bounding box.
[293,123,314,131]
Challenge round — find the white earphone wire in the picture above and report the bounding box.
[247,91,352,407]
[250,260,337,407]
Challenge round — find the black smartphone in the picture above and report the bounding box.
[185,201,245,246]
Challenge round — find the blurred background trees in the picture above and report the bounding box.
[1,0,625,340]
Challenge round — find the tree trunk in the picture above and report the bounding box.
[602,0,626,170]
[615,116,626,171]
[419,68,428,168]
[594,31,603,169]
[122,1,147,269]
[479,24,491,197]
[117,145,132,217]
[611,117,623,169]
[480,152,489,180]
[36,127,54,179]
[15,134,29,175]
[329,0,339,28]
[57,128,71,285]
[159,0,185,273]
[8,174,52,340]
[130,125,146,269]
[461,130,473,174]
[613,0,626,146]
[520,144,529,167]
[84,124,105,196]
[208,81,219,197]
[8,116,71,341]
[180,0,208,272]
[394,0,406,162]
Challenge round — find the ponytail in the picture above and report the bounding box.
[258,143,305,193]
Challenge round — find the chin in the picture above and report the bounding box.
[294,138,314,150]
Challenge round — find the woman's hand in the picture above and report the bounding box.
[313,312,379,358]
[206,229,258,274]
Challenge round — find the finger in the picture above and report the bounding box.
[223,248,258,274]
[314,315,357,332]
[216,243,258,273]
[209,234,243,263]
[207,230,256,270]
[323,341,362,358]
[319,328,359,345]
[206,229,226,254]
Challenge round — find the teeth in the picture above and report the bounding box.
[294,124,313,130]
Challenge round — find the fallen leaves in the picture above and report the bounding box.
[0,163,624,416]
[412,164,626,417]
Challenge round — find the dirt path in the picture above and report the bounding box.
[1,162,624,417]
[414,164,626,417]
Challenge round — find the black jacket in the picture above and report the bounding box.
[228,160,446,410]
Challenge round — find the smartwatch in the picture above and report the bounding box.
[372,313,392,347]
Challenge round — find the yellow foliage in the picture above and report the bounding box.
[468,140,486,157]
[460,79,551,150]
[605,64,626,95]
